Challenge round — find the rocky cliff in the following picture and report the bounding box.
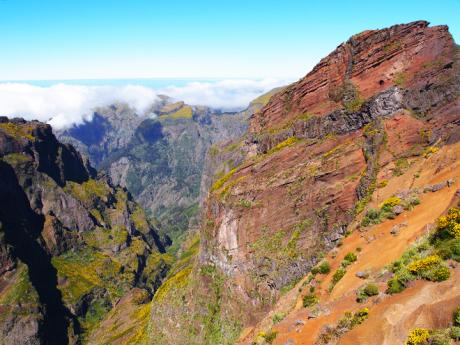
[57,98,254,243]
[148,21,460,345]
[0,117,169,344]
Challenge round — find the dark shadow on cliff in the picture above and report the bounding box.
[0,161,78,345]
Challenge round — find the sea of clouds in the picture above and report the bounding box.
[0,78,289,130]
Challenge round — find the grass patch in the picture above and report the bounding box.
[153,266,192,302]
[344,97,365,113]
[393,71,407,87]
[162,105,193,119]
[267,136,299,155]
[3,153,32,166]
[66,179,111,204]
[211,168,237,192]
[0,122,35,140]
[52,248,129,305]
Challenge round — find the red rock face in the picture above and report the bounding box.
[200,20,460,330]
[250,21,455,133]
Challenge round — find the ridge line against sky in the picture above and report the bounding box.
[0,0,459,80]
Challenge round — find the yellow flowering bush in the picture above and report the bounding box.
[407,255,441,274]
[404,328,430,345]
[436,208,460,239]
[380,196,401,210]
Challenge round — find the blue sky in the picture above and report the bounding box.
[1,0,459,80]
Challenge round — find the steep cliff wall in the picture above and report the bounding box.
[148,21,460,345]
[0,118,168,344]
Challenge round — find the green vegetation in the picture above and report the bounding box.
[311,260,330,275]
[393,71,407,87]
[423,146,439,158]
[404,328,431,345]
[356,283,379,303]
[211,168,237,192]
[303,293,318,307]
[52,248,130,305]
[343,252,357,264]
[393,157,410,176]
[0,263,39,307]
[384,40,402,52]
[377,179,388,188]
[153,266,192,302]
[162,105,193,119]
[66,179,111,204]
[361,194,420,227]
[329,267,347,291]
[405,324,460,345]
[238,198,253,208]
[3,153,31,166]
[0,122,35,140]
[432,208,460,240]
[454,307,460,325]
[344,97,365,113]
[317,308,369,344]
[272,312,285,324]
[131,206,150,233]
[267,136,299,155]
[387,209,460,294]
[256,330,278,344]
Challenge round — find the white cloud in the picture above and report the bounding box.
[160,78,290,110]
[0,78,290,130]
[0,83,158,129]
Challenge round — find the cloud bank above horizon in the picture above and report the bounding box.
[0,78,290,130]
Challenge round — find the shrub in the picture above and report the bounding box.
[344,97,365,113]
[338,308,369,329]
[435,239,460,261]
[387,277,405,294]
[238,199,252,208]
[303,293,318,308]
[331,268,347,287]
[407,255,441,274]
[429,330,451,345]
[363,283,379,296]
[450,326,460,340]
[454,308,460,325]
[344,252,357,263]
[356,289,368,303]
[377,180,388,188]
[435,208,460,239]
[393,158,409,176]
[402,197,421,211]
[264,330,278,344]
[381,196,401,211]
[313,260,331,275]
[423,265,450,282]
[272,312,285,324]
[361,208,381,227]
[357,283,379,302]
[404,328,430,345]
